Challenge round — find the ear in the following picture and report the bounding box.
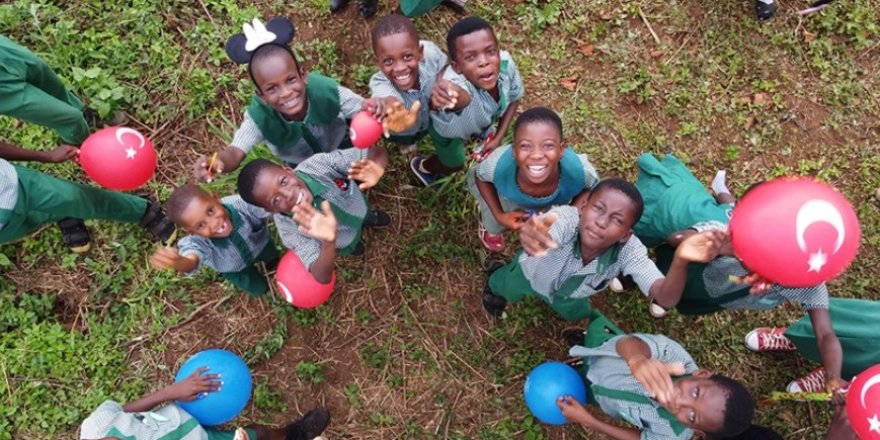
[692,369,714,378]
[450,59,462,74]
[417,42,425,59]
[617,228,633,244]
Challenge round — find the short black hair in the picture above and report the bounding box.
[371,14,419,53]
[237,158,283,207]
[588,178,645,226]
[446,16,496,62]
[706,375,755,438]
[247,43,302,92]
[514,106,563,139]
[718,424,783,440]
[165,183,210,226]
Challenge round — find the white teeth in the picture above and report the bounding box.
[295,192,304,205]
[394,73,411,81]
[528,165,547,175]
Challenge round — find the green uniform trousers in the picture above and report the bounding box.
[428,124,467,170]
[206,427,257,440]
[0,165,147,244]
[0,35,89,145]
[489,255,593,321]
[221,243,280,297]
[400,0,443,17]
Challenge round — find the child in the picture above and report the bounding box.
[237,147,389,284]
[79,367,330,440]
[633,153,847,398]
[195,18,389,181]
[410,16,524,185]
[482,178,724,321]
[368,14,447,154]
[556,310,755,439]
[0,157,175,247]
[148,184,279,297]
[467,107,598,251]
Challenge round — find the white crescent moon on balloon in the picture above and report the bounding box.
[349,127,358,142]
[795,199,845,254]
[115,127,146,149]
[277,281,294,304]
[860,373,880,408]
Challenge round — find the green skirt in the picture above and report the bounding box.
[400,0,443,17]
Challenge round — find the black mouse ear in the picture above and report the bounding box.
[265,17,295,45]
[225,33,251,64]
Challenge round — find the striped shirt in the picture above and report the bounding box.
[570,334,698,440]
[519,205,663,300]
[431,50,524,140]
[275,148,368,267]
[369,40,447,137]
[0,159,19,232]
[178,195,272,274]
[79,401,208,440]
[703,256,830,310]
[231,86,365,166]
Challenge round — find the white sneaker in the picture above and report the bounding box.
[786,368,826,393]
[609,277,624,292]
[744,327,797,352]
[649,301,668,318]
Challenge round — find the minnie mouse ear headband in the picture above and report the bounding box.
[225,17,296,64]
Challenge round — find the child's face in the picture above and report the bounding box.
[514,121,563,187]
[374,33,423,91]
[250,165,313,213]
[667,372,727,434]
[450,29,501,91]
[578,187,637,250]
[252,53,308,120]
[179,193,232,239]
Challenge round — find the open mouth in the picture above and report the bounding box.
[215,220,229,235]
[478,72,496,83]
[526,165,548,178]
[393,72,413,85]
[295,191,304,206]
[280,96,301,110]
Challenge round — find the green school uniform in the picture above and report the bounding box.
[79,400,257,440]
[399,0,443,17]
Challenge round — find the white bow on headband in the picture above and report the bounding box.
[243,18,278,52]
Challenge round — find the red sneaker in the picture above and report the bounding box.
[744,327,797,352]
[478,224,504,252]
[787,368,826,393]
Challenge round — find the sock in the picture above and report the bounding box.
[711,170,731,196]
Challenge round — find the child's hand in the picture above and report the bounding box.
[293,200,337,244]
[627,355,686,408]
[382,100,421,137]
[362,98,389,121]
[149,246,184,270]
[731,272,773,295]
[827,377,848,405]
[166,367,221,402]
[674,230,726,263]
[41,144,79,163]
[430,78,461,111]
[194,153,224,183]
[233,428,251,440]
[477,135,502,161]
[348,159,385,190]
[556,395,596,427]
[495,210,528,231]
[519,213,559,257]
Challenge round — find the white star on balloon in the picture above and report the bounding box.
[868,414,880,434]
[125,148,137,159]
[807,249,827,273]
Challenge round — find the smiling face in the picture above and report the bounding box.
[375,32,423,91]
[450,29,501,92]
[250,165,313,213]
[252,52,308,120]
[178,193,232,239]
[514,121,564,188]
[578,186,638,252]
[667,373,728,434]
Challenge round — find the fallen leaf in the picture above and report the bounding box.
[744,114,757,130]
[753,92,770,106]
[600,12,614,20]
[737,96,752,105]
[577,43,595,57]
[12,119,21,128]
[560,75,578,91]
[649,49,664,59]
[803,30,816,43]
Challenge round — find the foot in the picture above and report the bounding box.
[478,223,504,252]
[139,200,177,244]
[330,0,350,12]
[359,0,378,18]
[562,328,586,349]
[648,300,668,318]
[482,260,507,317]
[363,210,391,228]
[409,155,436,186]
[58,217,91,253]
[285,407,331,440]
[82,108,126,128]
[786,368,826,393]
[711,170,731,197]
[755,0,776,20]
[744,327,797,352]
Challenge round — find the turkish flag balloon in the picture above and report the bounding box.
[349,111,382,149]
[846,364,880,440]
[275,251,334,308]
[729,178,860,287]
[79,126,157,191]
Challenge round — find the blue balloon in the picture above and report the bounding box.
[174,349,252,426]
[523,361,588,425]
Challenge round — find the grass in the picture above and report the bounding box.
[1,0,879,439]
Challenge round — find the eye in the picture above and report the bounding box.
[692,387,699,399]
[383,58,393,66]
[403,54,413,61]
[207,207,214,215]
[464,54,475,61]
[611,216,623,225]
[267,85,277,93]
[196,222,205,230]
[281,176,288,186]
[487,47,498,55]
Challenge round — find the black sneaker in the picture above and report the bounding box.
[482,260,507,317]
[363,210,391,228]
[285,407,331,440]
[139,201,177,244]
[350,241,365,256]
[359,0,378,18]
[83,108,126,128]
[562,328,586,349]
[329,0,350,12]
[755,0,776,20]
[58,217,91,253]
[442,0,467,14]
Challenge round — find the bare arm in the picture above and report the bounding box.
[0,141,78,163]
[309,241,338,284]
[123,367,220,413]
[558,396,641,440]
[651,231,725,307]
[194,147,246,182]
[808,307,845,399]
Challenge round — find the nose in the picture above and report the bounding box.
[595,214,609,229]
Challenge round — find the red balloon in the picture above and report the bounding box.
[349,111,382,149]
[79,126,157,191]
[729,178,860,287]
[275,251,334,308]
[846,364,880,440]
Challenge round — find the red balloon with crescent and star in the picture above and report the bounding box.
[729,178,860,287]
[275,250,335,308]
[79,126,157,191]
[349,111,383,149]
[847,364,880,440]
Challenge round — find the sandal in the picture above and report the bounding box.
[58,217,91,253]
[139,201,177,244]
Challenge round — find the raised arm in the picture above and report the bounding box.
[123,367,220,413]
